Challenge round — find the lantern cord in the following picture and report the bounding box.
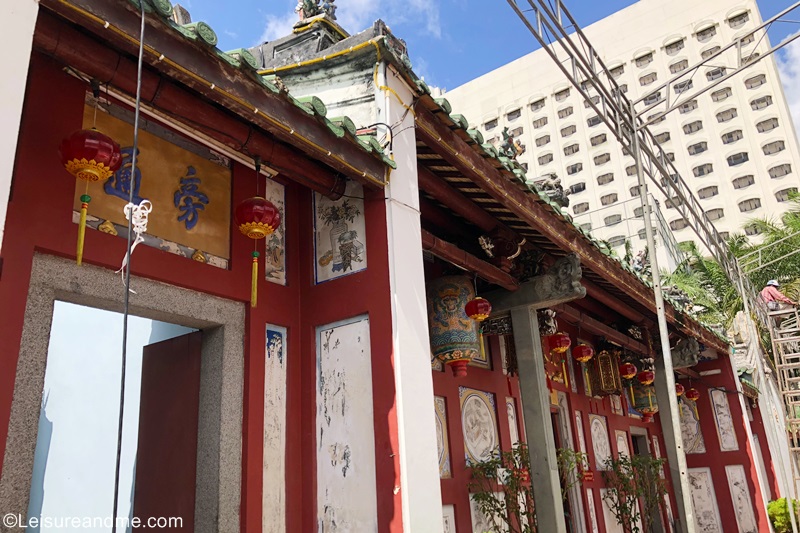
[111,1,146,532]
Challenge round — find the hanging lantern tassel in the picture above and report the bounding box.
[76,194,91,266]
[479,326,486,361]
[251,250,260,307]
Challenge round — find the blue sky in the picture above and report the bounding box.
[179,0,797,90]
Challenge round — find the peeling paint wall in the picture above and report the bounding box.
[316,316,377,532]
[263,325,287,533]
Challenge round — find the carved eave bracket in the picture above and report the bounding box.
[671,337,700,369]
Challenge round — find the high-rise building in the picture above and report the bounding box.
[445,0,800,261]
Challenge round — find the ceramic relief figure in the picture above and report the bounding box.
[459,387,499,465]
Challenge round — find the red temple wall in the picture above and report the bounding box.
[1,52,401,533]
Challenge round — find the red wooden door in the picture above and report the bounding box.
[133,331,202,531]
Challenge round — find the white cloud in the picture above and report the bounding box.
[776,32,800,135]
[258,0,442,45]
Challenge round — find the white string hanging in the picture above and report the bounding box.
[116,200,152,289]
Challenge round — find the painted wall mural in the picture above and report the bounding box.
[313,181,367,283]
[316,317,377,532]
[442,505,456,533]
[470,492,505,533]
[726,465,758,533]
[575,411,588,462]
[459,387,499,465]
[610,395,623,416]
[589,414,611,470]
[586,489,599,533]
[680,399,707,454]
[710,389,739,451]
[506,397,520,448]
[435,396,452,479]
[263,325,287,533]
[688,467,723,533]
[262,179,286,285]
[75,102,232,266]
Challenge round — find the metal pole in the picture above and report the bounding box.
[631,101,695,533]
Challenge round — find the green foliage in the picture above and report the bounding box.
[768,498,800,533]
[601,455,668,533]
[556,448,588,502]
[469,443,536,533]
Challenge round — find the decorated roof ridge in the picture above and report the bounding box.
[103,0,394,171]
[419,92,728,345]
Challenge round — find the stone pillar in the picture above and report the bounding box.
[0,0,38,253]
[510,306,567,532]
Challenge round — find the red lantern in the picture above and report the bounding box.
[572,344,594,364]
[60,128,123,182]
[465,297,492,321]
[547,332,572,354]
[59,128,123,266]
[637,370,655,386]
[619,362,638,380]
[235,197,281,307]
[675,383,685,397]
[685,388,700,402]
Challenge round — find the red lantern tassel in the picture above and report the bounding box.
[479,331,486,361]
[251,251,259,308]
[76,194,91,266]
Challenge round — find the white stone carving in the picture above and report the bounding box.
[442,504,456,533]
[710,389,739,451]
[460,387,498,465]
[726,465,758,533]
[589,415,611,470]
[435,396,451,478]
[470,492,505,533]
[615,430,630,458]
[506,397,520,448]
[586,489,599,533]
[680,399,707,454]
[316,317,377,532]
[688,467,723,532]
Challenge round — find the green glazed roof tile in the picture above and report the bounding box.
[296,95,327,117]
[322,118,345,138]
[450,114,469,130]
[435,98,452,114]
[226,48,259,70]
[182,22,217,46]
[416,79,431,95]
[147,0,173,17]
[329,116,357,137]
[467,129,484,145]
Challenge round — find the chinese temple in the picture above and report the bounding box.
[0,0,788,532]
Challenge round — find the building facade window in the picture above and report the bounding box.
[569,182,586,194]
[573,202,589,214]
[643,91,662,105]
[484,119,498,130]
[739,32,755,46]
[670,218,689,230]
[630,185,641,197]
[702,46,721,60]
[679,100,698,114]
[763,140,786,155]
[634,206,650,218]
[710,87,732,102]
[604,214,622,226]
[693,163,713,176]
[688,142,708,155]
[533,117,548,128]
[509,126,523,137]
[507,108,521,121]
[579,222,592,232]
[696,25,716,42]
[626,164,638,176]
[732,175,755,189]
[751,95,773,110]
[776,188,798,202]
[674,80,693,94]
[561,125,577,137]
[738,198,761,212]
[665,39,685,54]
[564,143,580,156]
[745,74,766,89]
[594,153,611,165]
[555,88,571,101]
[558,106,574,119]
[721,130,743,144]
[769,163,792,178]
[567,163,583,175]
[698,185,719,199]
[597,172,614,185]
[635,52,654,67]
[608,235,626,248]
[757,118,779,133]
[683,120,703,134]
[670,59,689,74]
[530,98,546,112]
[538,153,554,165]
[727,152,749,166]
[745,223,762,236]
[591,133,607,146]
[706,208,724,221]
[535,134,551,147]
[584,95,601,108]
[612,84,628,96]
[743,52,760,65]
[655,131,670,144]
[716,108,738,123]
[640,72,658,86]
[610,65,625,78]
[648,113,666,125]
[638,228,648,240]
[706,67,727,81]
[600,193,618,205]
[587,115,602,127]
[728,11,750,28]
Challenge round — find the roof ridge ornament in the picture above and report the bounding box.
[295,0,337,22]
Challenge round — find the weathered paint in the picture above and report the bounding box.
[316,316,377,532]
[263,325,287,533]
